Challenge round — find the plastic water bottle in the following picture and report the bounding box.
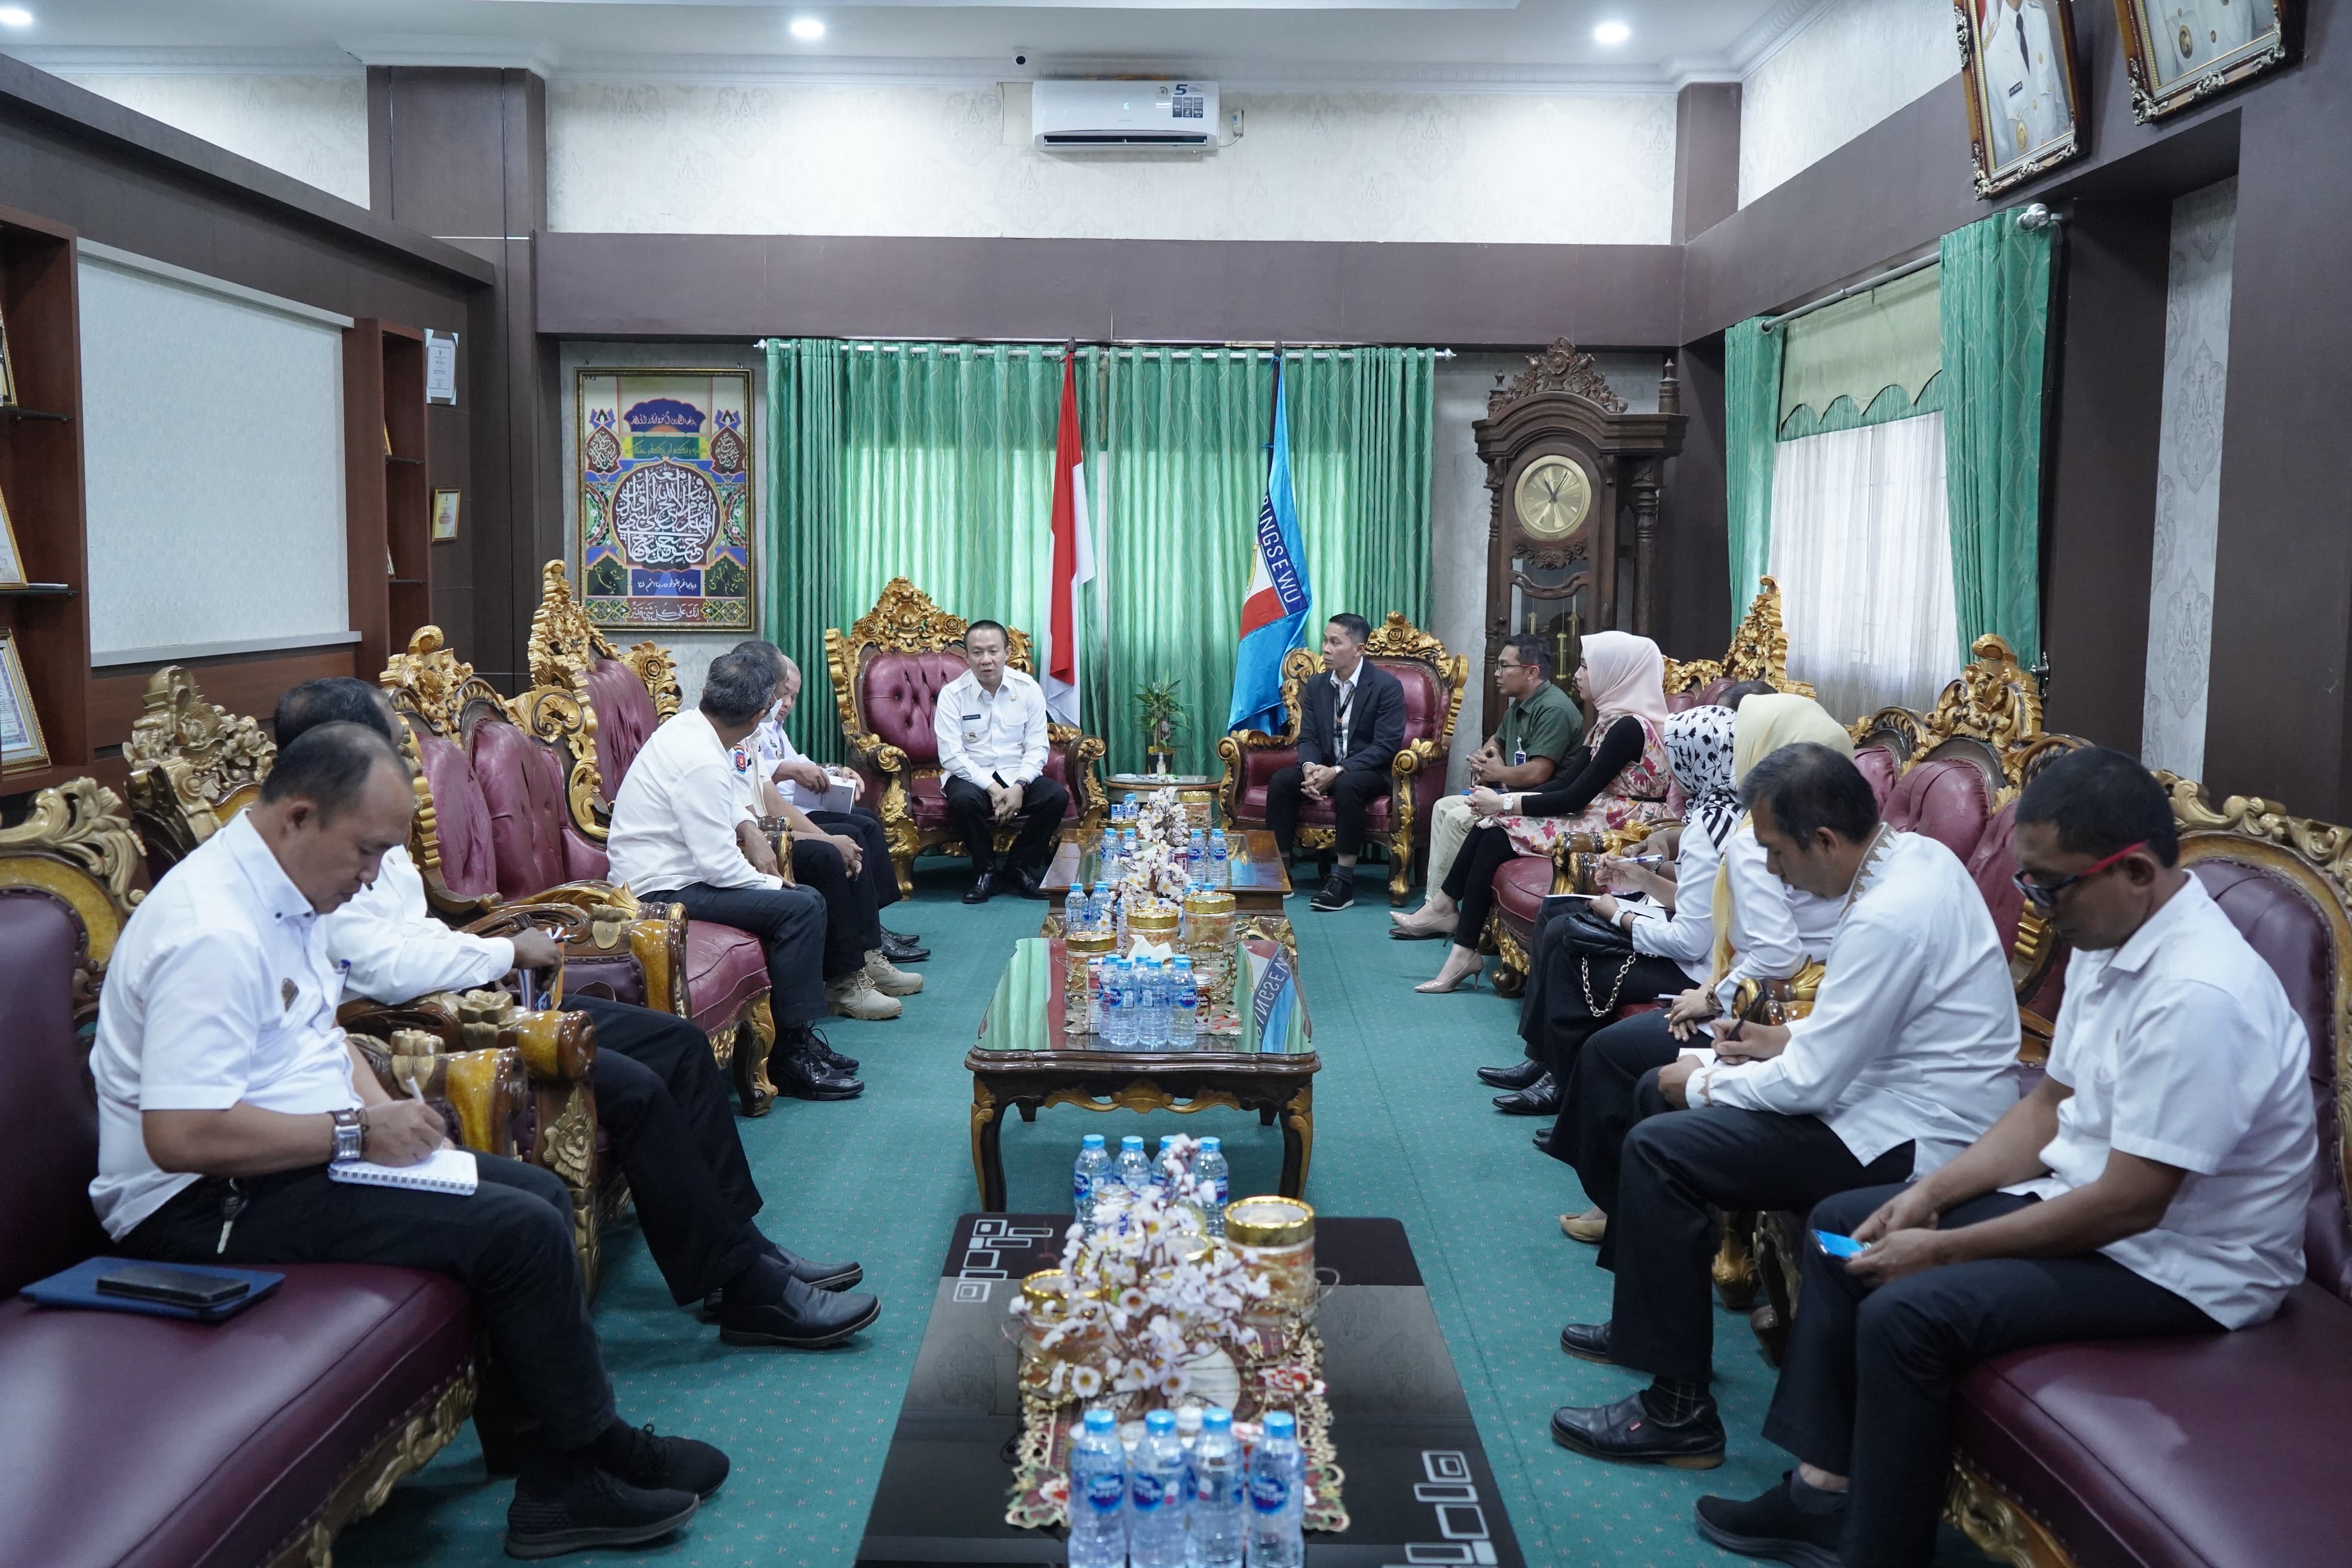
[1128,1409,1189,1568]
[1175,1404,1204,1453]
[1187,829,1208,886]
[1209,829,1230,886]
[1245,1411,1305,1568]
[1122,827,1138,866]
[1068,1407,1129,1568]
[1074,1134,1113,1230]
[1107,958,1135,1048]
[1135,957,1166,1048]
[1169,957,1198,1048]
[1189,1406,1245,1568]
[1102,828,1121,874]
[1195,1135,1229,1236]
[1114,1135,1152,1196]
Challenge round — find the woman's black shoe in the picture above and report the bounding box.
[1477,1059,1546,1091]
[1493,1073,1560,1115]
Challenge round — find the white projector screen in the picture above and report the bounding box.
[78,247,351,663]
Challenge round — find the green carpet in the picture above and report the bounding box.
[342,861,1997,1566]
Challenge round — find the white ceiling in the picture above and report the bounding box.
[5,0,1832,89]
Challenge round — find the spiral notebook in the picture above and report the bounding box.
[326,1146,480,1195]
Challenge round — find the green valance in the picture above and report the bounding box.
[1776,372,1945,442]
[1777,264,1942,431]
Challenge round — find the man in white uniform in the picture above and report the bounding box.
[1979,0,2073,163]
[91,721,729,1557]
[1696,746,2313,1567]
[2154,0,2264,87]
[1551,743,2018,1469]
[935,618,1068,903]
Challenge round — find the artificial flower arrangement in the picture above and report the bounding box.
[1003,1135,1348,1533]
[1110,789,1196,904]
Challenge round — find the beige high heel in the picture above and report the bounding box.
[1414,951,1484,994]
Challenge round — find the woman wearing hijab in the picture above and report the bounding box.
[1544,693,1852,1244]
[1484,704,1745,1119]
[1407,632,1680,994]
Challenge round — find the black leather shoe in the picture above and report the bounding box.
[880,930,930,963]
[1477,1059,1546,1091]
[719,1273,882,1348]
[1015,867,1050,899]
[1559,1321,1616,1364]
[505,1465,699,1560]
[1493,1072,1560,1115]
[771,1049,863,1101]
[1310,869,1354,912]
[962,872,997,905]
[1532,1127,1553,1152]
[807,1026,858,1076]
[1549,1391,1725,1468]
[771,1243,863,1292]
[1694,1475,1845,1567]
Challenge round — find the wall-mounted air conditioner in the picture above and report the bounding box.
[1031,79,1220,151]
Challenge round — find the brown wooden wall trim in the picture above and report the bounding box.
[87,642,362,758]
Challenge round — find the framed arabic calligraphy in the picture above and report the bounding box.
[575,368,755,630]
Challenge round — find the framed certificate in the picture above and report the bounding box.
[432,488,462,542]
[0,632,48,774]
[0,481,26,589]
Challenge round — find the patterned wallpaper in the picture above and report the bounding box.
[56,73,370,207]
[546,81,1676,244]
[1739,0,1958,207]
[2140,178,2237,779]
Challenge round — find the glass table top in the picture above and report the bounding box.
[972,931,1313,1061]
[1042,829,1291,896]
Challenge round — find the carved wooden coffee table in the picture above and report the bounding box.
[964,920,1319,1211]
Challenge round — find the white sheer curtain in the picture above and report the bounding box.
[1767,412,1959,722]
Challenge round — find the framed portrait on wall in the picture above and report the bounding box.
[1957,0,2086,197]
[0,632,48,774]
[431,489,461,543]
[575,368,755,632]
[2114,0,2293,121]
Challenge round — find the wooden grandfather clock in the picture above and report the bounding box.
[1473,339,1688,736]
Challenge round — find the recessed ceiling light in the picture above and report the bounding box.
[1594,20,1631,45]
[0,8,36,28]
[788,16,825,42]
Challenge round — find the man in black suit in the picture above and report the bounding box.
[1264,613,1405,912]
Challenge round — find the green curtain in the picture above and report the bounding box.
[767,342,1435,778]
[1939,212,2054,666]
[1723,317,1783,630]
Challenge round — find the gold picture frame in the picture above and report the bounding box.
[0,631,49,774]
[0,480,26,590]
[2114,0,2293,121]
[1956,0,2087,198]
[432,489,462,543]
[0,304,16,406]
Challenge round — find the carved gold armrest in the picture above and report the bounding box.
[1392,738,1441,779]
[351,1034,527,1157]
[842,728,908,777]
[463,887,685,1011]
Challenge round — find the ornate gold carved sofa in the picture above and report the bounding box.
[1486,579,1814,991]
[0,780,479,1568]
[823,578,1108,895]
[1215,612,1468,905]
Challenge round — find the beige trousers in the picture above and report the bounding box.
[1425,793,1477,893]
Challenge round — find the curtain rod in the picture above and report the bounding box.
[758,338,1451,360]
[1760,253,1938,335]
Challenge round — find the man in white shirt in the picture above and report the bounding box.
[279,679,877,1351]
[92,721,728,1556]
[1977,0,2073,164]
[933,618,1068,904]
[1552,743,2017,1469]
[1699,746,2314,1566]
[607,650,859,1101]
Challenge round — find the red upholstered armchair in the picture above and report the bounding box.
[823,578,1108,896]
[1217,613,1468,906]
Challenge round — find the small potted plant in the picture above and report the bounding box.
[1135,676,1187,777]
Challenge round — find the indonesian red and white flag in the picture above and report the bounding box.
[1044,356,1095,726]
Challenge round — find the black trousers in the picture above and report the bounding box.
[1554,1009,1682,1190]
[1440,822,1527,947]
[1517,908,1688,1077]
[123,1153,616,1450]
[1602,1083,1915,1383]
[574,996,765,1304]
[807,806,901,917]
[942,774,1068,878]
[1264,764,1389,859]
[648,881,826,1029]
[1766,1187,2216,1567]
[786,834,877,981]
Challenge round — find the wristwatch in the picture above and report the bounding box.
[1616,906,1637,933]
[330,1107,366,1164]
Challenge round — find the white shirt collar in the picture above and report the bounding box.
[220,810,320,929]
[2102,871,2209,976]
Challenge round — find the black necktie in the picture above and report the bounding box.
[1335,677,1353,756]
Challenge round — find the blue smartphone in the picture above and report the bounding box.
[1812,1229,1867,1260]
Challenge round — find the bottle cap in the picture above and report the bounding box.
[1122,1135,1145,1151]
[1082,1133,1105,1150]
[1202,1406,1233,1431]
[1144,1409,1176,1434]
[1083,1407,1116,1433]
[1174,956,1193,970]
[1175,1407,1203,1434]
[1200,1136,1220,1153]
[1264,1411,1297,1437]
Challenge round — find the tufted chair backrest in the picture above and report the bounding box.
[0,892,105,1294]
[1375,657,1450,747]
[1882,754,1999,865]
[860,648,973,766]
[586,658,660,795]
[406,725,501,904]
[470,717,576,902]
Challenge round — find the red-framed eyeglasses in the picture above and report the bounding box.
[2012,841,2148,911]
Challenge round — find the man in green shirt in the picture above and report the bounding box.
[1393,632,1584,936]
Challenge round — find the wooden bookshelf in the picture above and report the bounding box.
[343,319,430,679]
[0,203,92,797]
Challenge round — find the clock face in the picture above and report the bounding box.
[1514,455,1592,540]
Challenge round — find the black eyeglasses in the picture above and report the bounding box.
[2012,841,2146,911]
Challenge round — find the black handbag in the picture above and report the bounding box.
[1536,898,1644,1018]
